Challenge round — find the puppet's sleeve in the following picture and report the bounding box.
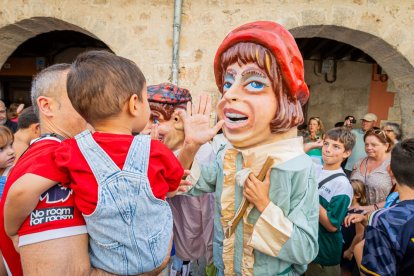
[249,168,319,264]
[185,158,219,195]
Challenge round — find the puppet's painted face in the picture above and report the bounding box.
[217,62,277,148]
[150,109,184,152]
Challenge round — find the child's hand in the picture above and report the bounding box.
[243,169,271,213]
[343,213,367,227]
[177,94,224,148]
[343,249,353,260]
[177,170,192,192]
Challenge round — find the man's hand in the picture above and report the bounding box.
[243,170,271,212]
[177,94,224,148]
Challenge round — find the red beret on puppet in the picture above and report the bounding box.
[214,21,309,105]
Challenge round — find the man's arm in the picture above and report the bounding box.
[4,174,57,237]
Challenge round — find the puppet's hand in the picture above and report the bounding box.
[177,94,224,148]
[243,169,271,213]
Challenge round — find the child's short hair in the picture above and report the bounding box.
[0,125,14,148]
[324,127,356,151]
[390,138,414,188]
[351,179,368,206]
[67,50,146,125]
[17,107,39,129]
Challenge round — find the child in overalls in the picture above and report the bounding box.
[5,51,184,275]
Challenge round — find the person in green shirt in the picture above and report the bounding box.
[306,127,356,276]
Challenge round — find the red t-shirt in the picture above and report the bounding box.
[28,132,183,215]
[0,137,86,276]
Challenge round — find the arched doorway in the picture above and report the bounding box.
[0,17,112,107]
[290,25,414,138]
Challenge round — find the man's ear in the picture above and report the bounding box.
[128,94,140,117]
[173,111,184,131]
[37,96,53,117]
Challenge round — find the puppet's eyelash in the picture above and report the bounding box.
[242,70,266,78]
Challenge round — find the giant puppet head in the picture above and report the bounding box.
[214,21,309,148]
[147,83,192,151]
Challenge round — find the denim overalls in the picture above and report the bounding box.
[76,130,173,275]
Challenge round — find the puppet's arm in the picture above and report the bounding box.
[248,169,319,265]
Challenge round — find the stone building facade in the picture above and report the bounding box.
[1,0,413,136]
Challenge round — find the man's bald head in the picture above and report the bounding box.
[30,63,71,117]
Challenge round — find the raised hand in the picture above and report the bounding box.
[177,94,224,147]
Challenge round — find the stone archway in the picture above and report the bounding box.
[0,16,111,67]
[290,25,414,138]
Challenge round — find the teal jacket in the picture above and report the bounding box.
[188,144,319,275]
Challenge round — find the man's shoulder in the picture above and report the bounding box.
[351,128,364,136]
[371,200,414,228]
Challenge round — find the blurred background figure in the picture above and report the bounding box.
[382,122,402,146]
[344,113,377,177]
[303,117,325,164]
[343,115,356,129]
[13,107,40,162]
[7,103,25,123]
[0,100,17,133]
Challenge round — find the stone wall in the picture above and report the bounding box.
[1,0,414,136]
[304,60,372,130]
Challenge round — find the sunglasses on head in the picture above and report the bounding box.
[367,129,387,140]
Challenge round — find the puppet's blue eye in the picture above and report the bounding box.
[245,81,265,91]
[223,81,233,91]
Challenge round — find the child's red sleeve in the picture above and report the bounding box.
[150,140,184,193]
[26,140,72,187]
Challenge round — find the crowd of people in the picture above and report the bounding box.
[0,20,412,276]
[301,113,411,275]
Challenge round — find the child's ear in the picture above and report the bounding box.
[128,94,140,117]
[173,111,184,131]
[30,123,40,136]
[343,149,352,159]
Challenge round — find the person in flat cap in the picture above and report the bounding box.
[146,83,216,276]
[176,21,319,275]
[344,112,378,176]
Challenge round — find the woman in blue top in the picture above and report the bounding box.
[303,117,325,164]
